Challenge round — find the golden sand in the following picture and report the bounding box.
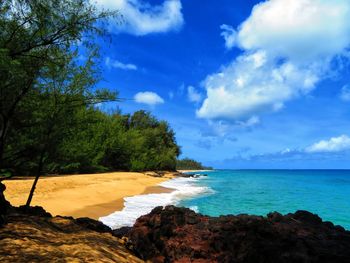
[4,172,174,220]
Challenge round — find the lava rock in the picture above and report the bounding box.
[0,182,12,227]
[128,206,350,263]
[112,226,132,238]
[17,205,52,218]
[76,217,112,233]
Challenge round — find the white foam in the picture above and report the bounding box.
[189,206,199,213]
[99,177,213,229]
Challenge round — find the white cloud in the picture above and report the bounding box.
[306,135,350,153]
[197,51,318,120]
[134,91,164,105]
[235,116,260,128]
[220,24,237,50]
[281,148,291,155]
[198,0,350,121]
[168,91,174,99]
[237,0,350,63]
[187,86,202,103]
[340,85,350,101]
[95,0,184,35]
[105,57,137,70]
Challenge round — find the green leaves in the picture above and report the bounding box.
[0,169,12,180]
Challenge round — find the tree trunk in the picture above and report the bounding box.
[25,151,45,207]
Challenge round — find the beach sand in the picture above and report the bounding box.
[4,172,174,220]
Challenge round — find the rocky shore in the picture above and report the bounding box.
[0,182,142,262]
[128,206,350,263]
[1,182,350,262]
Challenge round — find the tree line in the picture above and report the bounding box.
[176,158,212,171]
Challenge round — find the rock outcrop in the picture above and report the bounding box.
[2,187,350,263]
[0,182,11,227]
[0,206,143,263]
[128,206,350,263]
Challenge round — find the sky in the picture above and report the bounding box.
[89,0,350,169]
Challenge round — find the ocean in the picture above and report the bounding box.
[100,170,350,230]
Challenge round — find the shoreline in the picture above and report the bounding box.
[4,172,175,220]
[99,174,212,229]
[70,185,174,219]
[177,169,213,173]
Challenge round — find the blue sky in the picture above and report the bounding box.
[90,0,350,169]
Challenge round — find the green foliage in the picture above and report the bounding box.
[0,0,113,168]
[0,0,180,179]
[176,158,212,170]
[4,106,181,175]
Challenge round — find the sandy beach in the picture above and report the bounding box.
[4,172,174,220]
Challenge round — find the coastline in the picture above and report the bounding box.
[4,172,175,220]
[100,174,213,229]
[177,169,213,173]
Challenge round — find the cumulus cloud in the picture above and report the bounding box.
[134,91,164,106]
[220,24,237,50]
[95,0,184,35]
[305,135,350,153]
[105,57,137,70]
[340,85,350,101]
[197,51,318,120]
[187,86,202,103]
[199,0,350,121]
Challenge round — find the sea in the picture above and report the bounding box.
[100,170,350,230]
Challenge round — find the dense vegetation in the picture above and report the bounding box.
[0,0,180,205]
[176,158,212,171]
[4,108,180,175]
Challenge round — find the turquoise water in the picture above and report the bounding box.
[179,170,350,230]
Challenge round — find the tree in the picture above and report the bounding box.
[0,1,183,212]
[0,0,112,172]
[127,111,180,171]
[0,0,118,206]
[21,53,116,207]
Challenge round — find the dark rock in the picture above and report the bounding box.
[267,211,283,222]
[112,226,132,238]
[180,173,202,178]
[0,182,11,227]
[128,206,350,263]
[17,205,52,218]
[76,217,112,233]
[291,210,323,224]
[179,173,192,178]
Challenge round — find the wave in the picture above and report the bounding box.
[99,177,213,230]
